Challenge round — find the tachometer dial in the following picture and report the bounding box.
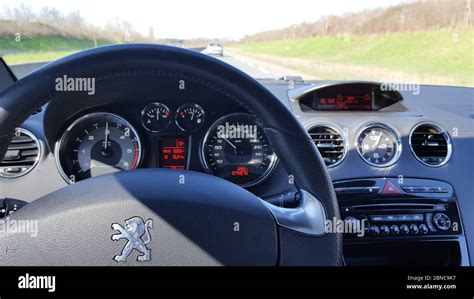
[55,113,142,183]
[201,113,277,187]
[356,123,401,167]
[175,103,205,131]
[141,102,171,132]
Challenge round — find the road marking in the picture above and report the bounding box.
[257,67,270,74]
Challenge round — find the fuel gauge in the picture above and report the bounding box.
[141,103,171,132]
[175,103,205,131]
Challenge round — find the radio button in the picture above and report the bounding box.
[400,224,409,235]
[369,225,380,236]
[426,213,437,232]
[433,213,451,231]
[419,224,429,234]
[390,225,400,235]
[370,215,385,222]
[399,214,411,221]
[401,186,424,193]
[380,225,390,236]
[433,187,448,193]
[409,224,419,235]
[411,214,424,221]
[366,186,380,194]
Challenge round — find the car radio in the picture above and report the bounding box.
[335,177,468,266]
[335,178,462,239]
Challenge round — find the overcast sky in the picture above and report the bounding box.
[2,0,407,39]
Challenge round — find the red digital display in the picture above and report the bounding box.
[231,166,249,177]
[315,92,372,111]
[159,138,187,170]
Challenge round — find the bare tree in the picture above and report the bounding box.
[467,0,472,27]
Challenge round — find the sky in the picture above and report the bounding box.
[1,0,407,39]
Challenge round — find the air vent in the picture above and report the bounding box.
[409,123,451,167]
[308,124,347,167]
[0,128,41,178]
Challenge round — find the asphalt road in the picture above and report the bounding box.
[8,49,309,80]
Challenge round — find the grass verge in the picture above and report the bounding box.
[232,29,474,86]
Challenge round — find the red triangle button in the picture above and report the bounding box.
[382,181,402,195]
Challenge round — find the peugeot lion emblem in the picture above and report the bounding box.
[111,217,154,262]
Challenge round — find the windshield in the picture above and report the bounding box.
[1,0,472,86]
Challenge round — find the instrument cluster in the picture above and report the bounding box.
[55,102,278,188]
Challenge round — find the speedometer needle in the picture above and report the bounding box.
[104,121,109,149]
[222,137,237,150]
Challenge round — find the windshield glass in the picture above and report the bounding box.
[1,0,472,86]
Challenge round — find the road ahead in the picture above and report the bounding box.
[9,50,311,80]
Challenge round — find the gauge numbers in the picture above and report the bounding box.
[55,113,142,183]
[201,113,277,187]
[356,124,401,167]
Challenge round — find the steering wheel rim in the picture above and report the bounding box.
[0,44,342,266]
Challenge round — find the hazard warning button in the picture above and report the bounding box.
[382,181,402,195]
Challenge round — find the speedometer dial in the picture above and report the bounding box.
[201,113,277,187]
[356,123,401,167]
[55,113,142,183]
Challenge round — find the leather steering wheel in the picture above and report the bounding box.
[0,44,342,266]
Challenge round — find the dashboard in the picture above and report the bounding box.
[1,78,473,266]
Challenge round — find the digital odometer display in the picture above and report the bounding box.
[158,138,187,169]
[201,113,277,187]
[314,92,373,111]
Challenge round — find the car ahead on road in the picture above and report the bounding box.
[204,41,224,56]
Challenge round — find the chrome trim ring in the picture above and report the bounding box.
[409,121,452,167]
[200,113,278,188]
[54,112,143,184]
[355,122,402,168]
[141,102,171,133]
[175,103,206,132]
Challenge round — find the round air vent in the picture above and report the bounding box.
[409,122,451,167]
[308,124,347,167]
[0,128,41,178]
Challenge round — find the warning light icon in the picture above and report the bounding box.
[382,181,402,195]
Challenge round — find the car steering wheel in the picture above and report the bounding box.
[0,44,342,266]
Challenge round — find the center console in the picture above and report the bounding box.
[335,177,469,266]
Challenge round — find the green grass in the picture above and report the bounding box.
[0,36,114,52]
[2,50,80,64]
[233,29,474,86]
[0,35,116,64]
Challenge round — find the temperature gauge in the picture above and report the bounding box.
[141,103,171,132]
[175,103,205,131]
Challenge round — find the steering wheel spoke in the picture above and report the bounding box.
[260,190,327,236]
